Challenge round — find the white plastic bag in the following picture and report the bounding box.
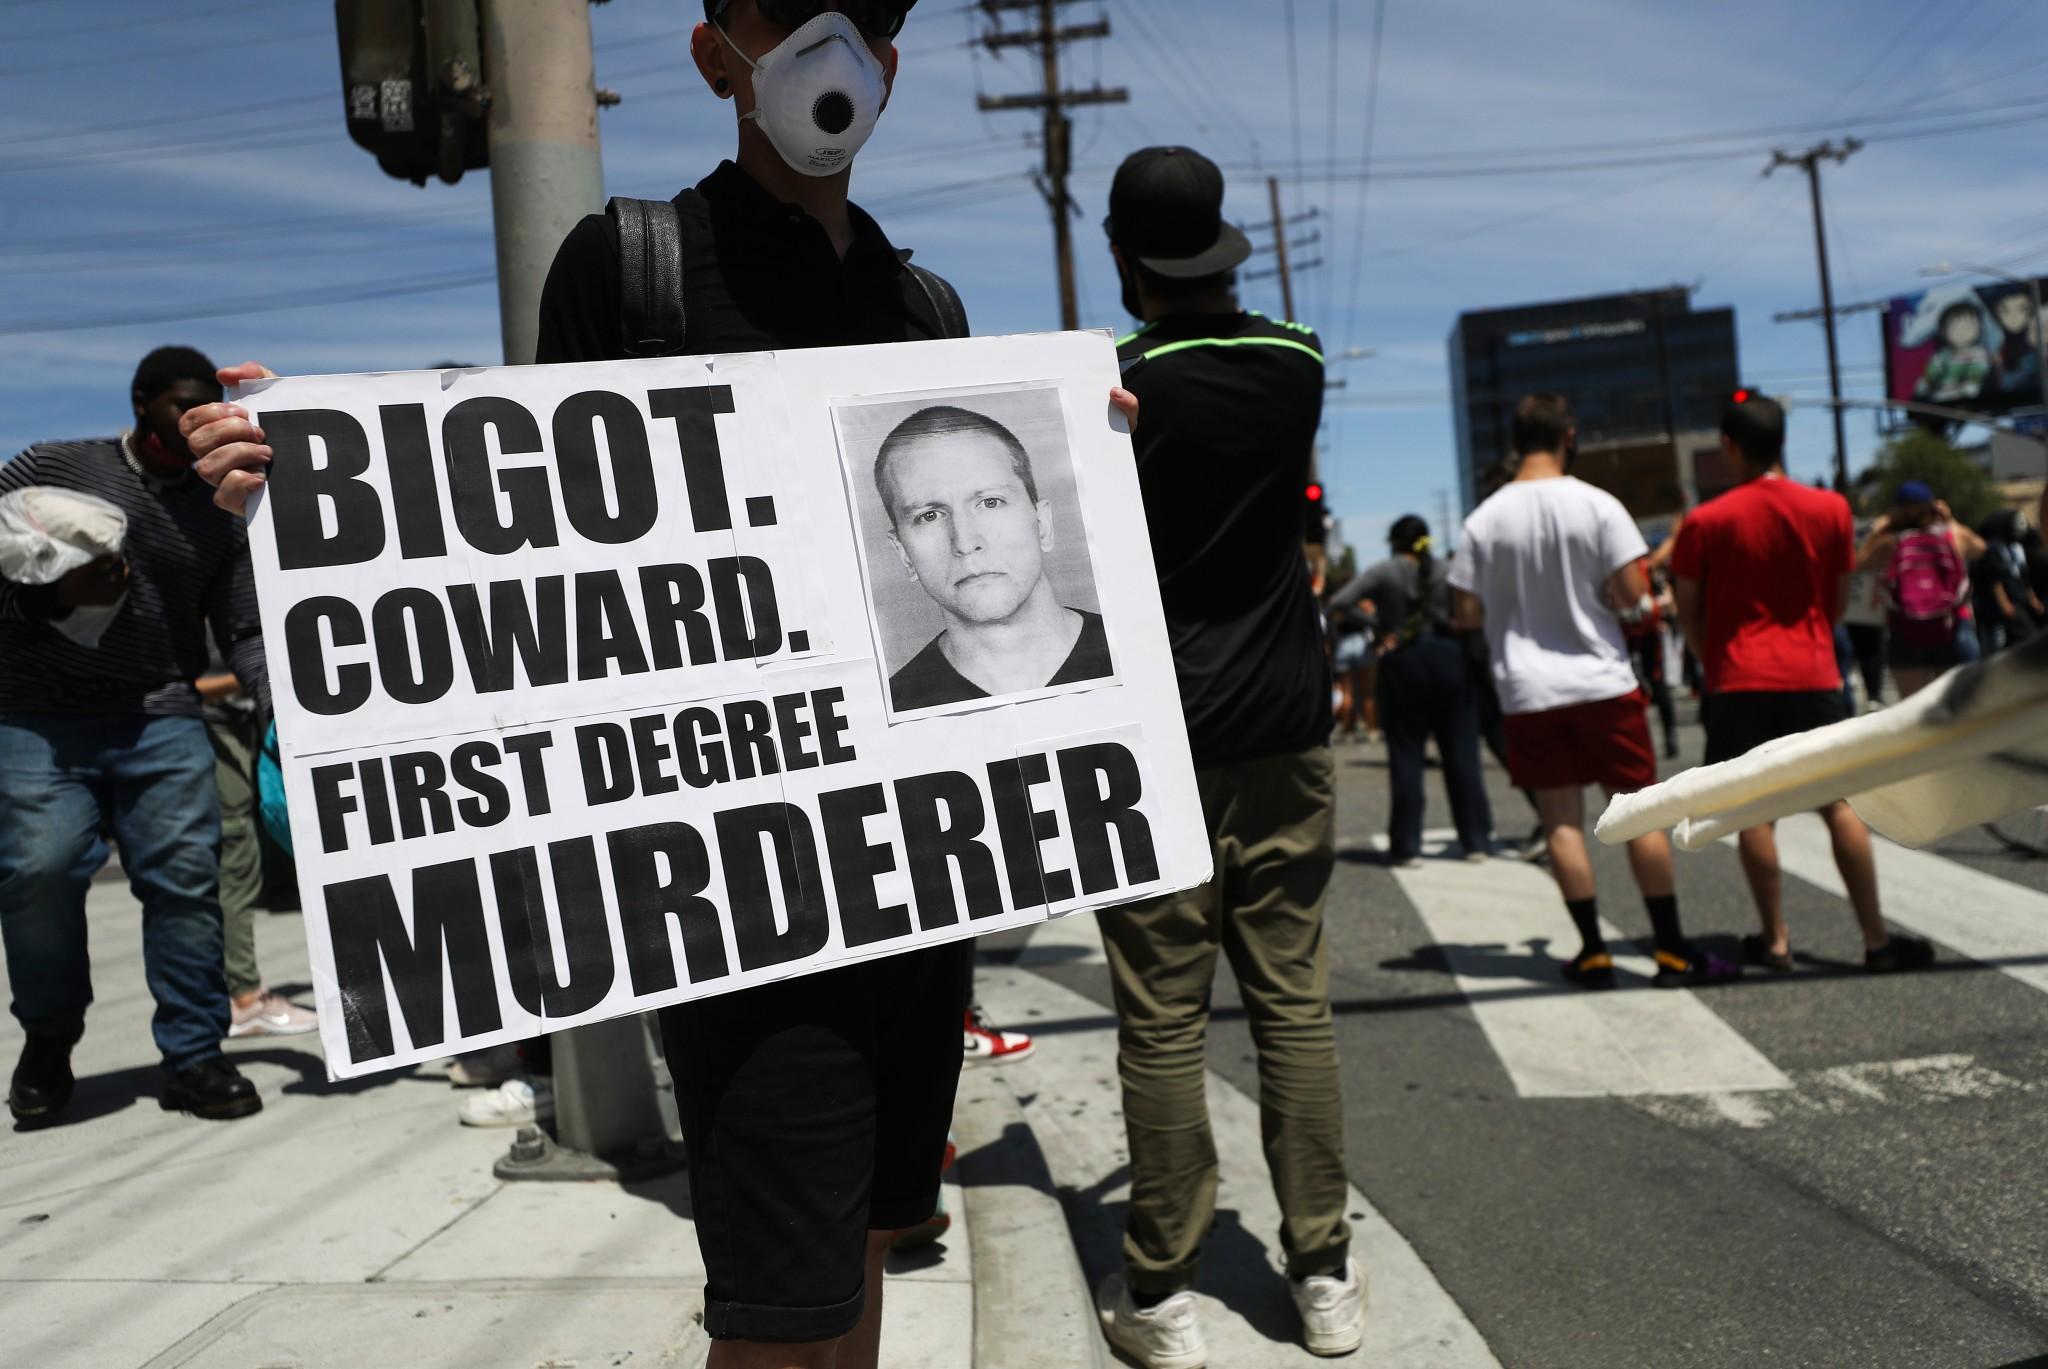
[0,487,129,647]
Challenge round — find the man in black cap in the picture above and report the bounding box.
[1092,146,1364,1366]
[0,346,267,1127]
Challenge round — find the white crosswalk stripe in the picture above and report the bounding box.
[1381,834,1793,1099]
[1745,813,2048,995]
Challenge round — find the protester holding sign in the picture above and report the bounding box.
[177,6,1164,1368]
[1098,146,1365,1367]
[1,347,268,1126]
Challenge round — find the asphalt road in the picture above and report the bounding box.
[1022,697,2048,1369]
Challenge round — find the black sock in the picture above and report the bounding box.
[1566,898,1605,957]
[1645,894,1689,959]
[1132,1287,1174,1310]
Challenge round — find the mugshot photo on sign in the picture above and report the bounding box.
[833,383,1117,720]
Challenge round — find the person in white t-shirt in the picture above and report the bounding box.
[1449,393,1739,991]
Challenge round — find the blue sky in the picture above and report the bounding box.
[1,0,2043,555]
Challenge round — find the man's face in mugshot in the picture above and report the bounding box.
[884,431,1054,626]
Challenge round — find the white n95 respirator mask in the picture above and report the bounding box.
[722,12,888,178]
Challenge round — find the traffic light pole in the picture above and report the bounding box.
[476,0,683,1183]
[481,0,605,366]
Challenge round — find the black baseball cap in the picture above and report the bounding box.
[1106,146,1252,279]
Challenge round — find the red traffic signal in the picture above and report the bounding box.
[1731,388,1752,404]
[1305,483,1324,502]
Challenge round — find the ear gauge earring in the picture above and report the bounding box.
[716,77,731,94]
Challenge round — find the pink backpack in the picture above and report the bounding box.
[1885,527,1968,648]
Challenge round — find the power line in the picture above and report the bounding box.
[0,118,335,176]
[1818,0,1947,120]
[1335,0,1388,356]
[0,269,499,338]
[0,93,327,149]
[1317,0,1341,328]
[1124,103,2048,185]
[1291,91,2048,170]
[0,230,492,278]
[1283,0,1305,185]
[1114,0,1263,163]
[0,204,480,257]
[0,23,335,78]
[13,0,288,43]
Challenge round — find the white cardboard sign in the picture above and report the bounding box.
[238,332,1209,1078]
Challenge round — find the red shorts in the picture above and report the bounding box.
[1504,690,1657,793]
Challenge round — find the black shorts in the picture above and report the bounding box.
[1701,689,1848,766]
[659,938,972,1343]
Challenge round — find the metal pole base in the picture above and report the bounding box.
[493,1124,688,1184]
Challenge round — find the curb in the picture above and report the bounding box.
[954,1062,1112,1369]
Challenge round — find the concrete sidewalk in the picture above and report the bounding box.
[1,868,1492,1368]
[0,872,974,1369]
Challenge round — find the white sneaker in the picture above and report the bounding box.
[1291,1258,1368,1357]
[1095,1272,1205,1369]
[227,990,319,1038]
[457,1077,553,1128]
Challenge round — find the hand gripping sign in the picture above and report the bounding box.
[238,333,1210,1078]
[1596,631,2048,852]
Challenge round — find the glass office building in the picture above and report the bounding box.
[1449,288,1740,518]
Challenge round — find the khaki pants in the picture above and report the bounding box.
[207,715,263,998]
[1098,746,1348,1294]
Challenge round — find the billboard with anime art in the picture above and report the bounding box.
[1884,277,2046,415]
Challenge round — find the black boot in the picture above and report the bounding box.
[8,1037,77,1126]
[161,1057,262,1120]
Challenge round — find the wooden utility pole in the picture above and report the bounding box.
[1244,194,1321,321]
[1267,177,1296,323]
[977,0,1127,329]
[1767,139,1862,492]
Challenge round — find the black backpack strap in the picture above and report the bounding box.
[907,263,970,340]
[608,196,687,357]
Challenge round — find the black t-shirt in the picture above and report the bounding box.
[536,160,957,365]
[889,609,1112,711]
[1117,312,1331,767]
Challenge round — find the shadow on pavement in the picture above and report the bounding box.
[621,1170,695,1222]
[13,1061,158,1130]
[226,1045,430,1097]
[1016,942,2044,1039]
[11,1043,435,1134]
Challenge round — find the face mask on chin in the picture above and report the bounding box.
[722,12,887,178]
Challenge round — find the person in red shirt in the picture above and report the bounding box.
[1672,393,1934,975]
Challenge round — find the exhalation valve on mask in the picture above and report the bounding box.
[721,12,887,178]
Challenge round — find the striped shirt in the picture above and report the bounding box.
[0,436,267,718]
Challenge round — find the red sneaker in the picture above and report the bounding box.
[963,1007,1035,1066]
